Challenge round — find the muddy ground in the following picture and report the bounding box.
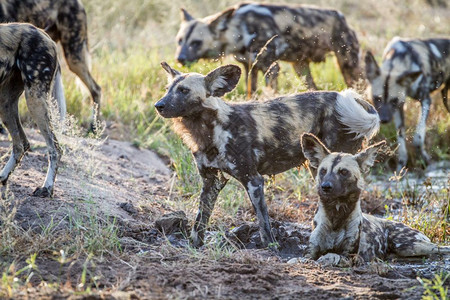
[0,129,449,299]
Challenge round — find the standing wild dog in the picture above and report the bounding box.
[0,23,63,197]
[0,0,102,129]
[176,3,361,94]
[365,37,450,171]
[155,62,379,247]
[301,133,450,266]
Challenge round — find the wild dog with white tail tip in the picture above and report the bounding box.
[301,133,450,266]
[155,62,379,248]
[0,23,63,197]
[176,3,361,95]
[365,37,450,171]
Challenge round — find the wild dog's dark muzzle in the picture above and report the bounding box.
[177,45,200,65]
[177,55,187,65]
[321,181,333,193]
[154,98,167,114]
[378,104,393,124]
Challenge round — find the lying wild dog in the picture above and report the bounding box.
[155,62,379,247]
[365,37,450,171]
[0,23,63,197]
[176,3,361,95]
[0,0,102,130]
[301,133,450,266]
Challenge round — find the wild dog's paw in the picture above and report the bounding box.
[0,175,9,186]
[32,187,52,198]
[287,257,310,264]
[317,253,351,267]
[190,230,204,248]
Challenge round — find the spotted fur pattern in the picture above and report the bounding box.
[301,133,450,266]
[0,23,63,197]
[176,3,361,94]
[155,63,379,248]
[365,37,450,171]
[0,0,102,128]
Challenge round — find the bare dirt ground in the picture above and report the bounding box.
[1,129,449,299]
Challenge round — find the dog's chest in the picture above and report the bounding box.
[194,123,237,172]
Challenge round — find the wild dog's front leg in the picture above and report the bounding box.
[306,231,322,260]
[0,98,30,185]
[262,62,280,91]
[241,175,276,247]
[292,61,317,90]
[413,96,432,164]
[242,62,259,97]
[393,106,408,171]
[191,168,228,247]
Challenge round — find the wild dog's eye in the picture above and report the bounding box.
[339,169,349,177]
[373,95,382,102]
[178,86,190,94]
[390,98,399,106]
[319,168,327,176]
[190,40,203,48]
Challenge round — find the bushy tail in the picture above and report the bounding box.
[335,89,380,140]
[52,66,67,121]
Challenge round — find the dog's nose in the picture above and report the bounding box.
[154,102,165,112]
[177,55,187,65]
[380,117,390,124]
[321,181,333,193]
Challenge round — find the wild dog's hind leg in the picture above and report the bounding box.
[24,86,62,197]
[191,168,228,247]
[0,94,30,185]
[413,96,432,164]
[393,105,408,171]
[388,221,450,256]
[58,8,101,130]
[240,174,276,247]
[292,61,317,90]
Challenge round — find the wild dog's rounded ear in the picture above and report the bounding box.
[161,62,181,80]
[355,140,386,173]
[365,51,380,81]
[204,64,241,97]
[300,133,331,169]
[180,8,194,22]
[208,8,235,34]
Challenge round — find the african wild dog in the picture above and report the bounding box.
[301,133,450,266]
[155,62,379,247]
[0,23,63,197]
[365,37,450,171]
[0,0,102,129]
[176,3,361,95]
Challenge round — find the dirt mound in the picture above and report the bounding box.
[1,129,170,232]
